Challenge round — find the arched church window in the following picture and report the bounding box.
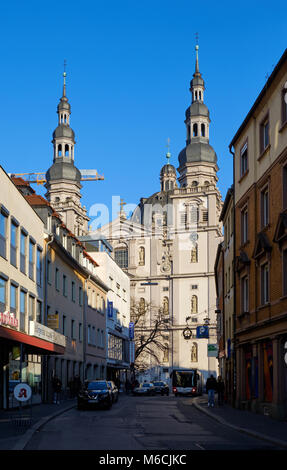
[139,246,145,266]
[64,114,67,123]
[195,91,198,101]
[163,297,169,315]
[191,295,198,314]
[65,144,69,157]
[193,123,198,137]
[199,91,202,101]
[191,181,198,187]
[58,144,62,156]
[201,123,205,137]
[191,243,198,263]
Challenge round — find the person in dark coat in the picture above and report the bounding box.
[206,374,217,408]
[217,376,225,406]
[52,376,62,404]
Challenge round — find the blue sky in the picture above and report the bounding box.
[0,0,286,223]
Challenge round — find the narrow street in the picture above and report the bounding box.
[24,395,280,451]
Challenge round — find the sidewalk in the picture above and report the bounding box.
[0,398,76,450]
[192,395,287,449]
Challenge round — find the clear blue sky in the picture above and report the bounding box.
[0,0,286,222]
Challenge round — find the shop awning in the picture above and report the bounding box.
[0,326,65,355]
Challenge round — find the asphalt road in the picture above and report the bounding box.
[24,394,280,450]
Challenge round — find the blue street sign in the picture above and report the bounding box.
[196,325,209,339]
[107,301,113,318]
[129,322,134,339]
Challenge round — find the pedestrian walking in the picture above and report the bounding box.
[206,374,217,408]
[217,376,225,406]
[52,375,62,404]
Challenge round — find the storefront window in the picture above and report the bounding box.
[9,349,42,407]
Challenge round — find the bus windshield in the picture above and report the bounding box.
[173,370,196,388]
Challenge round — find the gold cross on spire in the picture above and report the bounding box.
[119,198,126,211]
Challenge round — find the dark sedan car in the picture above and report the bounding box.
[152,381,169,396]
[107,381,119,403]
[77,380,113,410]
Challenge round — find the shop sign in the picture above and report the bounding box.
[0,311,18,329]
[47,313,59,330]
[129,322,134,339]
[196,325,209,339]
[208,344,218,357]
[129,341,135,363]
[108,301,113,318]
[14,383,32,402]
[29,321,66,347]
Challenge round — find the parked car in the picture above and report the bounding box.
[77,380,113,410]
[107,381,119,403]
[132,382,156,396]
[152,381,169,396]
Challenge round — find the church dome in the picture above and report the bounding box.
[185,101,209,120]
[46,160,81,183]
[53,124,75,140]
[178,141,217,166]
[160,163,177,177]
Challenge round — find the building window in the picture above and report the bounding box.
[191,295,198,314]
[241,275,249,313]
[55,268,59,290]
[10,284,17,315]
[202,210,208,222]
[0,210,7,259]
[10,221,18,267]
[114,248,128,269]
[36,300,42,323]
[20,290,26,332]
[193,123,198,137]
[261,263,269,305]
[29,295,35,322]
[63,315,66,335]
[260,115,270,154]
[20,231,27,274]
[261,186,269,228]
[29,239,35,280]
[79,322,82,342]
[71,320,75,339]
[0,277,7,311]
[241,206,248,245]
[191,243,198,263]
[88,325,91,344]
[190,206,199,225]
[201,123,205,137]
[79,286,83,306]
[63,275,67,297]
[36,248,42,286]
[180,212,187,227]
[240,141,248,178]
[71,281,75,302]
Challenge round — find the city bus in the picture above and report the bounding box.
[172,369,203,396]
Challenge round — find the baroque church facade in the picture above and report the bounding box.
[91,46,223,384]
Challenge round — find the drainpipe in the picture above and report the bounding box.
[229,144,236,408]
[43,234,54,403]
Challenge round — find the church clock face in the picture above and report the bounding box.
[190,232,198,242]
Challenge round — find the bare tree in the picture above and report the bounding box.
[130,297,170,372]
